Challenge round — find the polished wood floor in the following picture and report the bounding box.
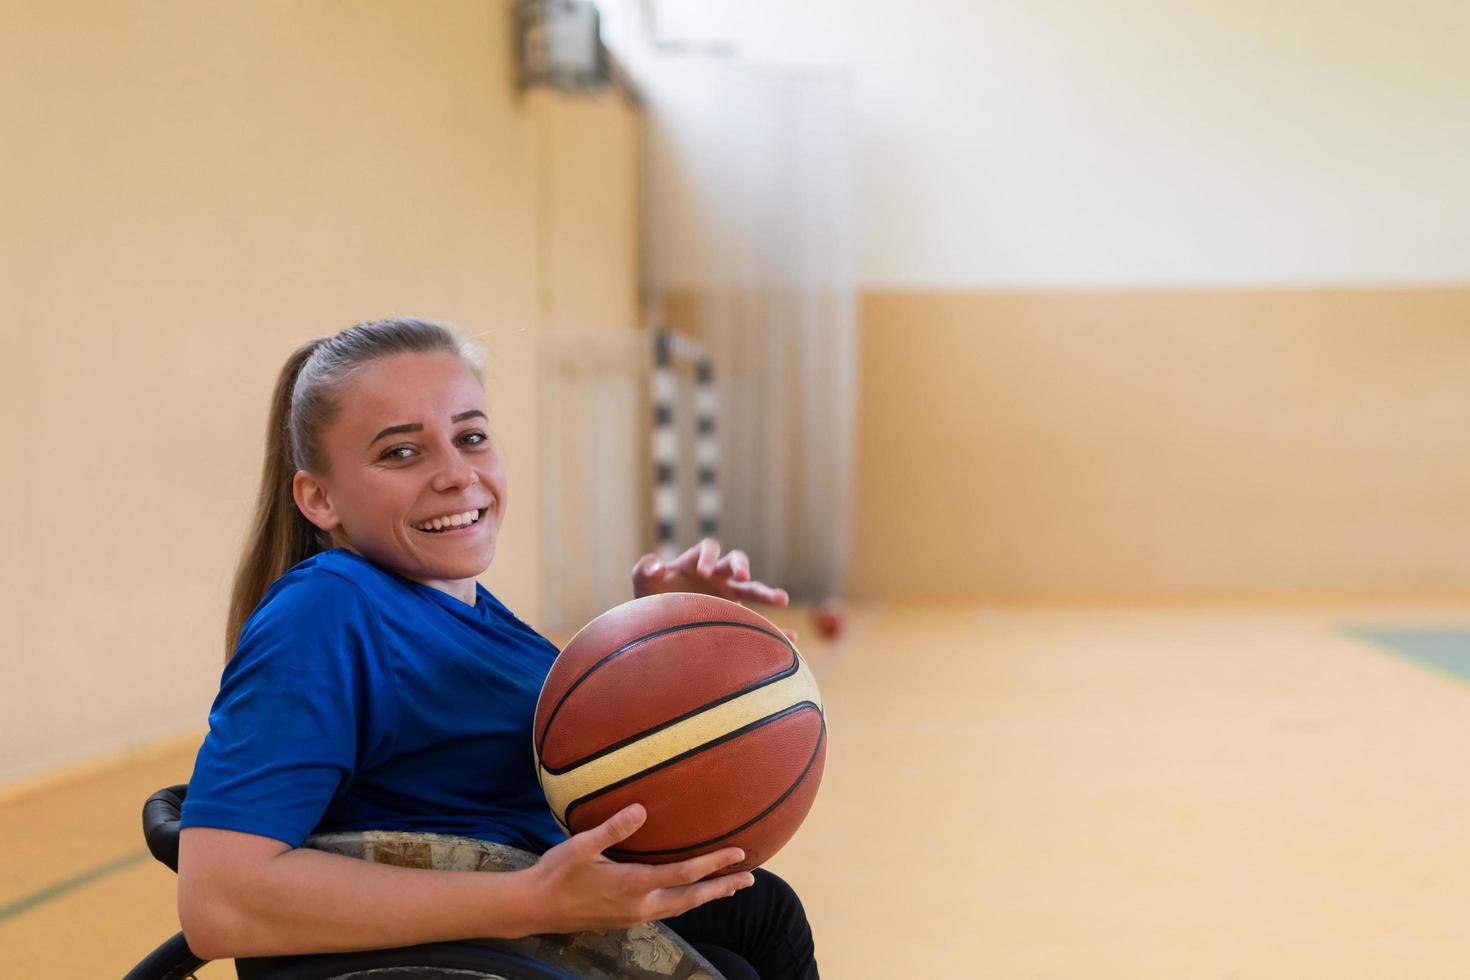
[5,602,1468,977]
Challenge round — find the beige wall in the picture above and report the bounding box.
[534,89,647,635]
[0,2,640,783]
[535,92,642,332]
[852,289,1470,601]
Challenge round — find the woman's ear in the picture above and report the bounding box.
[292,470,340,533]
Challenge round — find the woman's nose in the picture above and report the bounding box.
[430,453,478,492]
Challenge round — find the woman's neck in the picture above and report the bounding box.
[332,543,479,606]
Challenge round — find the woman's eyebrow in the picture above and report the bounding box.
[368,422,422,447]
[368,410,487,448]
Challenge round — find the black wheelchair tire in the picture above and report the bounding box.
[241,941,578,979]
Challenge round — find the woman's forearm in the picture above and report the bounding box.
[178,807,750,961]
[178,834,543,960]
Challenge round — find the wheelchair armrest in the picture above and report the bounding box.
[142,783,188,873]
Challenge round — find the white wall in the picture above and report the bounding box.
[635,0,1470,286]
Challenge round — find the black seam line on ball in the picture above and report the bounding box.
[536,619,797,768]
[558,705,823,846]
[538,644,797,776]
[561,702,823,840]
[598,712,827,860]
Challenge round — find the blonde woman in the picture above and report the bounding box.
[178,318,818,979]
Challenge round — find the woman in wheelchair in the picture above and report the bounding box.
[172,318,819,979]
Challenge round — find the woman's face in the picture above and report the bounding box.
[293,351,507,603]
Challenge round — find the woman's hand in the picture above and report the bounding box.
[632,538,790,610]
[523,803,754,933]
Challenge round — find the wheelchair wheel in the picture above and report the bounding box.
[240,940,575,979]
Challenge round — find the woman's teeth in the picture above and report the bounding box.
[413,509,482,532]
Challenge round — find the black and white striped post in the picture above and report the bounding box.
[652,330,719,562]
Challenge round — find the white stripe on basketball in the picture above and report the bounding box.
[539,656,822,825]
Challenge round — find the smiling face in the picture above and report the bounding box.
[291,351,507,603]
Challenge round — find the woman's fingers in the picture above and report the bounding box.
[652,869,757,918]
[666,538,724,580]
[652,539,792,610]
[731,579,789,607]
[538,829,752,930]
[644,846,746,889]
[631,553,665,590]
[667,540,707,574]
[573,803,647,858]
[695,537,722,577]
[713,549,751,582]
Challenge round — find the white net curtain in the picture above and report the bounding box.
[640,55,858,601]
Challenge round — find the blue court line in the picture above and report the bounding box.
[1345,626,1470,685]
[0,849,151,924]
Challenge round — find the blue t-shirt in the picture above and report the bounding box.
[181,548,567,853]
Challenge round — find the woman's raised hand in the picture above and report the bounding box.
[632,538,790,610]
[522,803,754,933]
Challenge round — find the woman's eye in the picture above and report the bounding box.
[378,432,484,461]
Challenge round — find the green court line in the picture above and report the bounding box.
[1346,626,1470,685]
[0,849,151,923]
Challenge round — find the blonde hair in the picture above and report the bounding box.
[225,317,483,658]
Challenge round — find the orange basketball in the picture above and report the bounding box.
[534,592,826,872]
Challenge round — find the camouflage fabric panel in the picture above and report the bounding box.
[306,831,720,980]
[307,831,538,874]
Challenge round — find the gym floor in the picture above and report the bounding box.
[5,601,1468,977]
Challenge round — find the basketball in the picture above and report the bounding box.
[534,592,826,872]
[812,599,847,640]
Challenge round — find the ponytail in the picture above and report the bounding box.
[224,318,483,660]
[224,338,331,659]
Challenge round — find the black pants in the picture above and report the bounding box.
[662,869,820,980]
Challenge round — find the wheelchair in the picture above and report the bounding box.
[124,784,724,980]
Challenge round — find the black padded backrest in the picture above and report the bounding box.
[142,783,188,873]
